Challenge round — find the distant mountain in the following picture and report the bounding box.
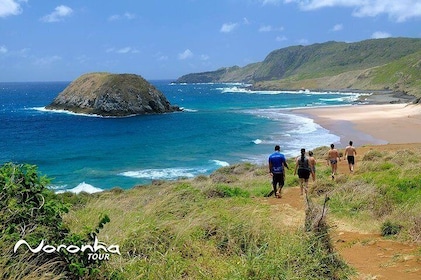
[176,37,421,96]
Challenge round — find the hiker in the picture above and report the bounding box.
[308,150,316,181]
[344,140,357,172]
[327,143,340,179]
[268,145,289,198]
[294,148,313,195]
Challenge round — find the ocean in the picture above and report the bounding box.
[0,81,367,193]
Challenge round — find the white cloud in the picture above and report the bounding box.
[220,22,238,33]
[371,31,392,39]
[200,54,210,61]
[287,0,421,22]
[0,45,8,53]
[117,47,132,54]
[297,38,309,45]
[108,12,136,21]
[105,47,139,54]
[178,49,193,60]
[276,35,288,42]
[41,5,73,23]
[108,14,120,21]
[331,23,343,32]
[157,55,168,61]
[259,25,284,32]
[0,0,22,17]
[260,0,282,5]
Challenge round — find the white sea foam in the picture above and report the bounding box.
[32,107,136,118]
[120,168,199,180]
[181,108,198,112]
[55,182,103,194]
[211,160,230,167]
[253,139,263,144]
[120,160,229,180]
[241,107,340,158]
[217,86,373,99]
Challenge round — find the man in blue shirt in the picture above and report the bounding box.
[269,145,289,198]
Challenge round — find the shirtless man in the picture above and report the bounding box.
[308,151,316,181]
[344,140,357,172]
[327,144,340,179]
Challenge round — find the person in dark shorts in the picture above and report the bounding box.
[344,140,357,172]
[308,150,316,181]
[327,143,340,179]
[268,145,289,198]
[294,148,313,195]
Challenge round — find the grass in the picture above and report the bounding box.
[4,144,421,278]
[61,162,350,279]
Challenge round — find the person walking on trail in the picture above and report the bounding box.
[294,148,313,195]
[308,150,316,181]
[327,144,340,180]
[268,145,289,198]
[344,140,357,172]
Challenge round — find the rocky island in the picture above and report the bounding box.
[46,72,181,117]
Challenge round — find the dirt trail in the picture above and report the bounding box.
[263,146,421,280]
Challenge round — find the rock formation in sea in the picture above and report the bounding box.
[46,72,181,116]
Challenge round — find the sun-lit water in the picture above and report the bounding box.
[0,80,368,192]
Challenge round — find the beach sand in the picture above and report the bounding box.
[292,103,421,147]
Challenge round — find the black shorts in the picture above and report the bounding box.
[298,169,310,180]
[272,173,284,187]
[347,156,355,165]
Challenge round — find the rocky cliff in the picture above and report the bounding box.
[46,73,181,117]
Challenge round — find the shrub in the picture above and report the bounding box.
[0,162,109,279]
[381,220,402,236]
[205,184,250,198]
[362,150,384,161]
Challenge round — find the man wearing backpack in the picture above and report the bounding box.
[268,145,289,198]
[294,148,314,195]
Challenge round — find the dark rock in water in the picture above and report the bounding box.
[46,72,181,116]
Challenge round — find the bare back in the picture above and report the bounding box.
[345,146,356,157]
[328,149,339,160]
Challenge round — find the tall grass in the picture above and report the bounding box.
[63,164,350,279]
[6,145,420,278]
[323,146,421,240]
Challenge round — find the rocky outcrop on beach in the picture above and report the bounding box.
[46,73,181,117]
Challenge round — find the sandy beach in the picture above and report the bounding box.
[292,103,421,147]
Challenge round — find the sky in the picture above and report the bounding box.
[1,0,421,82]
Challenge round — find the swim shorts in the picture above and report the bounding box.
[298,169,310,180]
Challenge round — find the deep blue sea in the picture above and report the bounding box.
[0,81,366,193]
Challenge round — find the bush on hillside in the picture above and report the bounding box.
[0,163,108,279]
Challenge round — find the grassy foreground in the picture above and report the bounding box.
[2,143,421,279]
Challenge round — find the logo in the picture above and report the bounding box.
[14,237,120,261]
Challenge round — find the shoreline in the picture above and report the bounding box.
[291,102,421,148]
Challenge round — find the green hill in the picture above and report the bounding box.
[176,37,421,97]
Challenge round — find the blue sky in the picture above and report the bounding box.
[1,0,421,82]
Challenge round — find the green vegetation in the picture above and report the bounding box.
[176,37,421,97]
[310,145,421,240]
[0,163,113,279]
[2,144,421,278]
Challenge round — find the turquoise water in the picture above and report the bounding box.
[0,81,365,192]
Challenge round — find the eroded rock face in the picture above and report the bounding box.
[46,73,181,116]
